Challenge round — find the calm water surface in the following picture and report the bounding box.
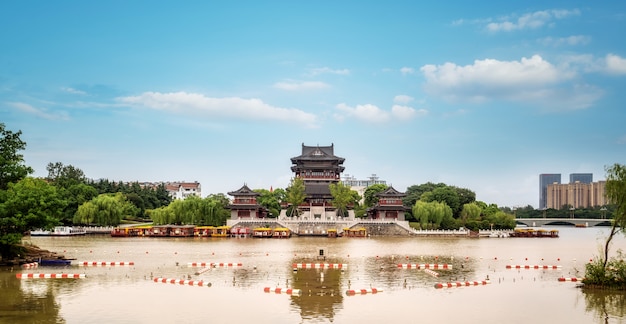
[2,226,625,324]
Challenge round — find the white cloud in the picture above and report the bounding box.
[486,9,580,32]
[605,54,626,75]
[307,67,350,76]
[400,67,415,75]
[420,55,602,109]
[392,105,427,120]
[8,102,69,120]
[335,102,425,123]
[61,87,87,95]
[273,81,330,91]
[117,91,318,126]
[335,103,390,123]
[538,35,591,47]
[393,95,414,104]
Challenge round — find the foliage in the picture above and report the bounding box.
[87,179,172,218]
[0,123,33,190]
[147,195,229,226]
[73,193,137,226]
[0,178,66,258]
[412,200,453,230]
[285,177,306,217]
[329,182,357,217]
[584,251,626,289]
[460,202,482,225]
[255,188,283,218]
[363,183,387,207]
[421,187,461,216]
[46,162,86,188]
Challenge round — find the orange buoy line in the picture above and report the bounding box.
[21,262,38,268]
[434,280,490,289]
[79,261,134,266]
[263,287,301,295]
[558,277,584,282]
[292,263,347,269]
[187,262,243,267]
[345,288,382,295]
[505,265,562,269]
[153,277,212,287]
[397,264,452,269]
[16,273,86,279]
[424,269,439,277]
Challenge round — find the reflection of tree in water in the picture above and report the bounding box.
[289,262,344,322]
[0,272,62,323]
[583,290,626,323]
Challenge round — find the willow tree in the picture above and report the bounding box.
[74,193,135,226]
[285,177,306,217]
[601,163,626,269]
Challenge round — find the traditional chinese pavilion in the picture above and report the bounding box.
[366,186,409,220]
[287,143,354,220]
[227,184,269,220]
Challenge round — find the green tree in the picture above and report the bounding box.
[74,193,135,226]
[0,178,66,258]
[46,162,86,188]
[403,182,446,207]
[421,186,461,216]
[600,163,626,270]
[363,184,387,208]
[255,189,281,218]
[60,183,98,224]
[460,202,482,225]
[329,182,355,217]
[285,177,306,217]
[0,123,33,190]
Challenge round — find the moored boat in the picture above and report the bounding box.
[30,226,86,236]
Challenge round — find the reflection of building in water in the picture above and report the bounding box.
[290,259,345,322]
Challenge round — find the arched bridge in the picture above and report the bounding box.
[516,218,612,227]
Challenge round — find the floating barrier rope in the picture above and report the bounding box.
[16,273,86,279]
[21,262,38,269]
[292,263,347,269]
[434,280,490,289]
[424,269,439,277]
[153,277,212,287]
[506,265,562,269]
[79,261,134,266]
[346,288,382,295]
[558,277,584,282]
[397,264,452,269]
[263,287,301,295]
[187,262,243,267]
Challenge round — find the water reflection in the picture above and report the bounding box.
[583,290,626,323]
[290,264,344,322]
[0,271,61,324]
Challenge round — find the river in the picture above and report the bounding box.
[1,226,625,324]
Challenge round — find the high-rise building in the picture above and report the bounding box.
[539,174,561,209]
[546,180,606,209]
[569,173,593,184]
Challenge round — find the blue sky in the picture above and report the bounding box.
[2,1,625,208]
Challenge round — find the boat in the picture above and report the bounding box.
[38,258,72,266]
[30,226,87,236]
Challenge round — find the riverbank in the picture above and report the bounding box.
[0,243,69,267]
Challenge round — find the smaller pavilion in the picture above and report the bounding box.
[366,186,409,220]
[227,184,269,220]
